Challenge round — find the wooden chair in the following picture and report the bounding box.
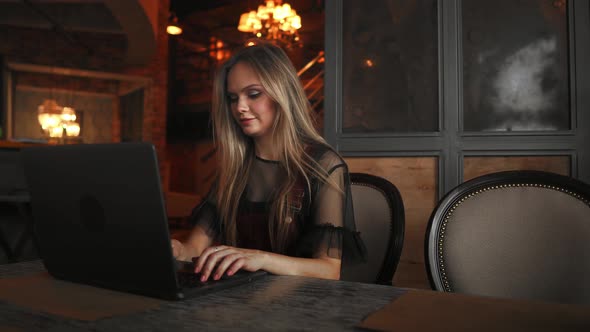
[342,173,405,285]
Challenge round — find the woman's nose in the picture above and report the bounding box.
[237,97,248,113]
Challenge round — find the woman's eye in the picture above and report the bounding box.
[227,95,238,103]
[248,91,261,99]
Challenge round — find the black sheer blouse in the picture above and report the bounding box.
[188,144,367,267]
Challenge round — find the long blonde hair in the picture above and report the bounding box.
[211,42,330,253]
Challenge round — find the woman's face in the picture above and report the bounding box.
[227,61,277,140]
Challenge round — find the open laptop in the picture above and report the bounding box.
[21,142,266,300]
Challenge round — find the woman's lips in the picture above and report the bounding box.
[240,118,255,124]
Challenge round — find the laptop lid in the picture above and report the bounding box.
[21,143,184,300]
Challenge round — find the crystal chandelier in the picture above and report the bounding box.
[237,0,302,47]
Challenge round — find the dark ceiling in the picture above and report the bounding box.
[0,0,122,34]
[0,0,158,66]
[0,0,325,66]
[171,0,237,19]
[170,0,325,58]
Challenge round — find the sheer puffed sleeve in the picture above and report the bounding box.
[294,147,367,265]
[187,184,221,241]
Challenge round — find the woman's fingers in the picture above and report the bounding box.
[195,246,263,281]
[194,246,265,281]
[213,253,243,279]
[197,246,234,281]
[194,245,223,273]
[226,257,246,276]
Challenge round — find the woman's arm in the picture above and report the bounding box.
[193,246,341,281]
[172,193,220,261]
[171,225,214,261]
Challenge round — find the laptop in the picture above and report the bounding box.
[21,142,266,300]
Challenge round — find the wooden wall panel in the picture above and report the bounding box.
[346,157,437,289]
[463,156,570,181]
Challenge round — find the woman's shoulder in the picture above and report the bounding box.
[307,142,347,172]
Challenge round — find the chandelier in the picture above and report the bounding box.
[38,99,80,139]
[238,0,302,47]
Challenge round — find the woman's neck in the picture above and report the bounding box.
[254,136,277,161]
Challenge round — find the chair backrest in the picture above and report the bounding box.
[342,173,404,285]
[0,150,28,195]
[425,170,590,304]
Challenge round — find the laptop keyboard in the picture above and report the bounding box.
[175,258,267,290]
[177,271,208,288]
[177,270,260,288]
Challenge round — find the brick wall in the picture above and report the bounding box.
[124,0,170,186]
[15,72,120,94]
[1,0,171,187]
[0,26,127,71]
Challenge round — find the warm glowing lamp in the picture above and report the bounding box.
[237,1,302,47]
[38,99,62,136]
[65,122,81,137]
[38,100,81,139]
[167,12,183,35]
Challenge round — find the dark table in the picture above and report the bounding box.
[0,260,403,331]
[2,261,590,331]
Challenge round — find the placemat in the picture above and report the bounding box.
[358,289,590,332]
[0,273,164,321]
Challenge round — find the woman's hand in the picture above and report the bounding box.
[171,239,186,260]
[194,245,267,282]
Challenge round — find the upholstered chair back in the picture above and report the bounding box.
[342,173,404,285]
[425,170,590,304]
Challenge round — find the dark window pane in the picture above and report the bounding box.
[462,0,569,132]
[342,0,439,133]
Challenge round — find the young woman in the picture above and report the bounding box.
[171,42,365,282]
